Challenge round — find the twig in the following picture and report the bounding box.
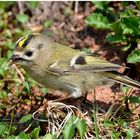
[12,64,25,82]
[32,101,95,138]
[17,1,24,14]
[1,79,21,83]
[56,112,72,138]
[23,122,33,133]
[110,103,123,120]
[74,1,79,14]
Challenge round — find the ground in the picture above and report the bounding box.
[0,1,140,138]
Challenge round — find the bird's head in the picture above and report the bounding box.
[8,33,46,68]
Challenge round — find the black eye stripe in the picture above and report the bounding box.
[25,51,33,57]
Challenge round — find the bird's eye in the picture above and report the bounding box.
[25,51,33,57]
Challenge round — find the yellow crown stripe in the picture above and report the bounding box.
[18,36,29,47]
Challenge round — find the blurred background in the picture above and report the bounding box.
[0,1,140,139]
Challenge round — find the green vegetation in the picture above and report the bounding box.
[86,2,140,63]
[85,1,140,139]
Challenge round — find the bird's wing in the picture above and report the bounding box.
[70,54,124,73]
[45,60,73,76]
[45,54,125,76]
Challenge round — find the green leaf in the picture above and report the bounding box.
[7,50,13,59]
[106,33,125,43]
[121,23,133,35]
[30,126,40,139]
[0,91,8,100]
[106,21,125,43]
[44,20,53,28]
[7,135,16,139]
[103,119,113,128]
[121,44,131,52]
[0,20,4,27]
[63,123,75,139]
[4,29,12,38]
[3,40,15,49]
[121,17,140,35]
[20,114,32,123]
[110,20,120,30]
[126,129,134,139]
[93,107,99,138]
[81,48,90,53]
[0,104,6,109]
[16,14,29,24]
[76,119,86,138]
[121,86,130,94]
[67,116,77,124]
[117,119,127,128]
[16,132,30,139]
[23,81,30,92]
[111,131,120,139]
[85,13,110,29]
[128,96,140,103]
[0,1,14,10]
[0,123,7,136]
[92,1,108,10]
[42,133,56,139]
[41,87,49,94]
[0,69,4,77]
[127,50,140,64]
[26,1,39,9]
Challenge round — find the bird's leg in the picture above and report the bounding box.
[83,91,88,100]
[47,95,73,104]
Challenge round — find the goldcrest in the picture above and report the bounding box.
[9,31,140,98]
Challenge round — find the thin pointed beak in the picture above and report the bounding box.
[8,55,21,66]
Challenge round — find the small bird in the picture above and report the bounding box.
[9,31,140,99]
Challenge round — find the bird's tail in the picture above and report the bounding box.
[102,72,140,89]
